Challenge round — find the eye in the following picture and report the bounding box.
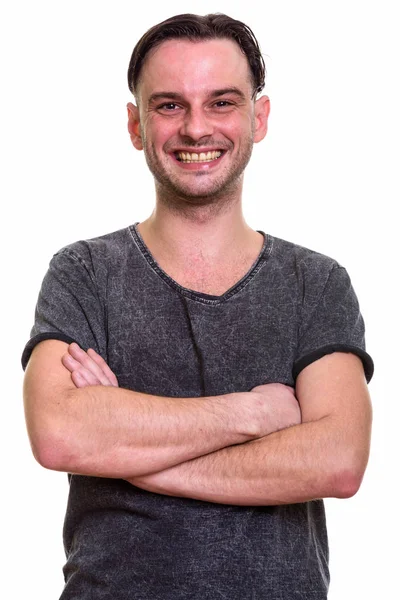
[214,100,233,108]
[159,103,179,111]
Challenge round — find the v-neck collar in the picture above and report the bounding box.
[129,222,273,305]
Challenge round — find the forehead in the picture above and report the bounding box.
[138,38,253,100]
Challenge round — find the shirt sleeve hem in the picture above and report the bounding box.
[21,333,77,370]
[293,344,374,383]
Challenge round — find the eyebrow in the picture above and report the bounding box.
[210,88,246,100]
[147,87,247,105]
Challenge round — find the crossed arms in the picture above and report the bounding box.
[23,340,372,505]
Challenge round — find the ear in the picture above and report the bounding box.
[127,102,143,150]
[253,95,270,143]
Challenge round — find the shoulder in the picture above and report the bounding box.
[54,225,135,264]
[266,234,346,296]
[268,234,341,274]
[268,236,351,307]
[266,236,374,381]
[46,225,141,283]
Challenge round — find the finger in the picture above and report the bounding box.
[75,366,103,386]
[87,348,119,387]
[71,370,94,389]
[68,343,114,386]
[62,352,85,374]
[283,385,296,395]
[62,353,101,388]
[63,353,102,386]
[61,352,102,385]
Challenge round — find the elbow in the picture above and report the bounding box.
[24,387,82,473]
[328,455,367,499]
[322,434,370,499]
[331,467,364,499]
[28,423,75,472]
[30,437,66,472]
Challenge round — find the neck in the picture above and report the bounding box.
[138,188,259,263]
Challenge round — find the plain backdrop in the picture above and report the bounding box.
[1,1,398,598]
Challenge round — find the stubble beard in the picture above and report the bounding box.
[142,135,255,215]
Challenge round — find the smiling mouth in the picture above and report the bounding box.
[175,150,223,163]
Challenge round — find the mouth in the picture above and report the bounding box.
[174,150,224,164]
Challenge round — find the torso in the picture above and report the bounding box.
[30,225,344,599]
[58,226,334,599]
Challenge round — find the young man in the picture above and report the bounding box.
[22,13,373,600]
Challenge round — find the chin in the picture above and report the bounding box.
[163,179,240,204]
[160,169,243,199]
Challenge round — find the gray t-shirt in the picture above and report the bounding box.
[22,224,373,600]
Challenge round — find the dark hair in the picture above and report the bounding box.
[127,13,265,99]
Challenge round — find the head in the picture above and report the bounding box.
[127,14,270,206]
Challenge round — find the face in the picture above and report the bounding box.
[128,38,269,203]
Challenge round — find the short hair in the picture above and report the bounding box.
[127,13,266,99]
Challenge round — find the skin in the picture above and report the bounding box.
[24,37,372,505]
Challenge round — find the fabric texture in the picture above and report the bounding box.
[22,224,373,600]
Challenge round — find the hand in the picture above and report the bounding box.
[61,343,119,388]
[249,383,301,436]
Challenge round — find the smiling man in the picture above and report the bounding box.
[22,13,373,600]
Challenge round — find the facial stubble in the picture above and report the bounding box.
[141,129,255,212]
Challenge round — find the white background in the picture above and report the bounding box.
[1,1,398,598]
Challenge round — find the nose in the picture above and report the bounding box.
[179,107,214,141]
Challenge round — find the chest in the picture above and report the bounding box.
[105,270,299,398]
[156,252,260,296]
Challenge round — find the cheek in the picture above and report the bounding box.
[147,116,179,144]
[220,114,253,140]
[154,133,176,155]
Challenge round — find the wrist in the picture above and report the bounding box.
[219,391,261,441]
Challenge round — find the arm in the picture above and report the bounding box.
[62,345,372,504]
[23,340,299,479]
[128,352,372,504]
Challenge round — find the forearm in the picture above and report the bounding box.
[28,342,300,482]
[129,416,365,505]
[32,383,256,478]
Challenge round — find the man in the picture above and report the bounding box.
[22,13,373,600]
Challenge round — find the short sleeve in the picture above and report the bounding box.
[293,266,374,382]
[21,248,107,370]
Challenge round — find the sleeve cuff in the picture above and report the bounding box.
[293,344,374,383]
[21,333,77,370]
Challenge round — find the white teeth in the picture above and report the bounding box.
[176,150,222,163]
